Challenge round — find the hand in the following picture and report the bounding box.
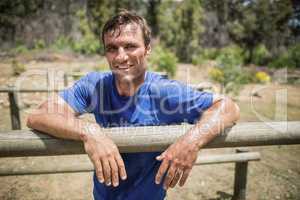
[155,134,199,190]
[80,132,127,187]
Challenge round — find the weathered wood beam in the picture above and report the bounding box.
[0,88,62,93]
[0,121,299,157]
[0,152,260,176]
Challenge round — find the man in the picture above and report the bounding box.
[27,10,240,200]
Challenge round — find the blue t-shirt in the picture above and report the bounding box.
[59,71,213,200]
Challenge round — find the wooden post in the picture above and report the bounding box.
[8,86,21,130]
[63,73,68,87]
[233,149,249,200]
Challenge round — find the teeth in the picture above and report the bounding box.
[118,65,131,69]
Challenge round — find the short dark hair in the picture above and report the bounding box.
[101,9,151,47]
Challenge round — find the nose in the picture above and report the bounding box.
[115,47,128,63]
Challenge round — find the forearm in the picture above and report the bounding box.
[27,113,99,141]
[187,97,240,149]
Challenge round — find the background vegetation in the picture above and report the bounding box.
[1,0,299,93]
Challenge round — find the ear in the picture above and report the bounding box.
[145,45,151,56]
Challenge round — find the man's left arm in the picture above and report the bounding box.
[155,95,240,190]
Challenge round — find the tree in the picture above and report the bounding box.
[226,0,293,63]
[158,0,204,62]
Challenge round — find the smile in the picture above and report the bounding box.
[116,65,133,70]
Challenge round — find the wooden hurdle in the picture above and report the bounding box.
[0,122,299,200]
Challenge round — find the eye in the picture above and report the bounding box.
[105,46,117,53]
[125,44,137,50]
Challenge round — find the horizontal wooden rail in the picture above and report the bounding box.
[0,152,260,176]
[0,87,62,93]
[0,121,299,157]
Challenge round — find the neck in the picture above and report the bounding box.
[115,73,146,96]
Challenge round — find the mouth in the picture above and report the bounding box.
[115,65,133,71]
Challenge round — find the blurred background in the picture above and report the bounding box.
[0,0,299,199]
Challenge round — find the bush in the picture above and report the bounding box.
[51,36,73,51]
[209,49,251,94]
[216,45,245,66]
[11,59,26,76]
[72,9,102,54]
[72,38,100,55]
[192,45,244,66]
[148,45,178,77]
[33,39,46,50]
[192,48,218,65]
[269,44,300,69]
[252,44,271,65]
[12,44,29,54]
[289,44,300,68]
[255,71,271,83]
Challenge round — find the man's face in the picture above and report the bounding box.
[104,23,150,83]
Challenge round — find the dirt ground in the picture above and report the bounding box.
[0,52,299,200]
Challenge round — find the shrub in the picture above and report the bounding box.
[12,44,29,54]
[33,39,46,50]
[269,44,300,69]
[209,50,251,94]
[289,44,300,68]
[216,45,245,65]
[192,45,244,66]
[51,36,73,51]
[11,59,26,76]
[192,48,218,65]
[148,45,178,77]
[72,9,102,55]
[208,67,224,83]
[252,44,271,65]
[72,38,100,55]
[255,71,271,83]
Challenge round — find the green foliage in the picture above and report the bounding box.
[11,59,25,76]
[33,39,46,50]
[192,45,244,66]
[208,0,294,63]
[289,44,300,68]
[51,36,73,51]
[148,45,178,77]
[209,49,251,94]
[86,0,145,37]
[72,9,101,54]
[269,44,300,69]
[158,0,204,62]
[252,44,271,66]
[12,44,29,54]
[216,45,244,66]
[72,38,100,55]
[192,48,218,65]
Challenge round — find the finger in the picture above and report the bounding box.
[115,153,127,180]
[163,164,176,190]
[93,157,104,183]
[155,159,170,185]
[109,156,119,187]
[156,152,166,161]
[179,169,192,187]
[169,169,182,188]
[101,158,111,186]
[79,133,88,142]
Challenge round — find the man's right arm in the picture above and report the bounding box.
[26,95,127,187]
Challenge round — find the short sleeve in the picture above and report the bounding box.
[59,73,96,114]
[156,79,213,123]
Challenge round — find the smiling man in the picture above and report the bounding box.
[27,10,240,200]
